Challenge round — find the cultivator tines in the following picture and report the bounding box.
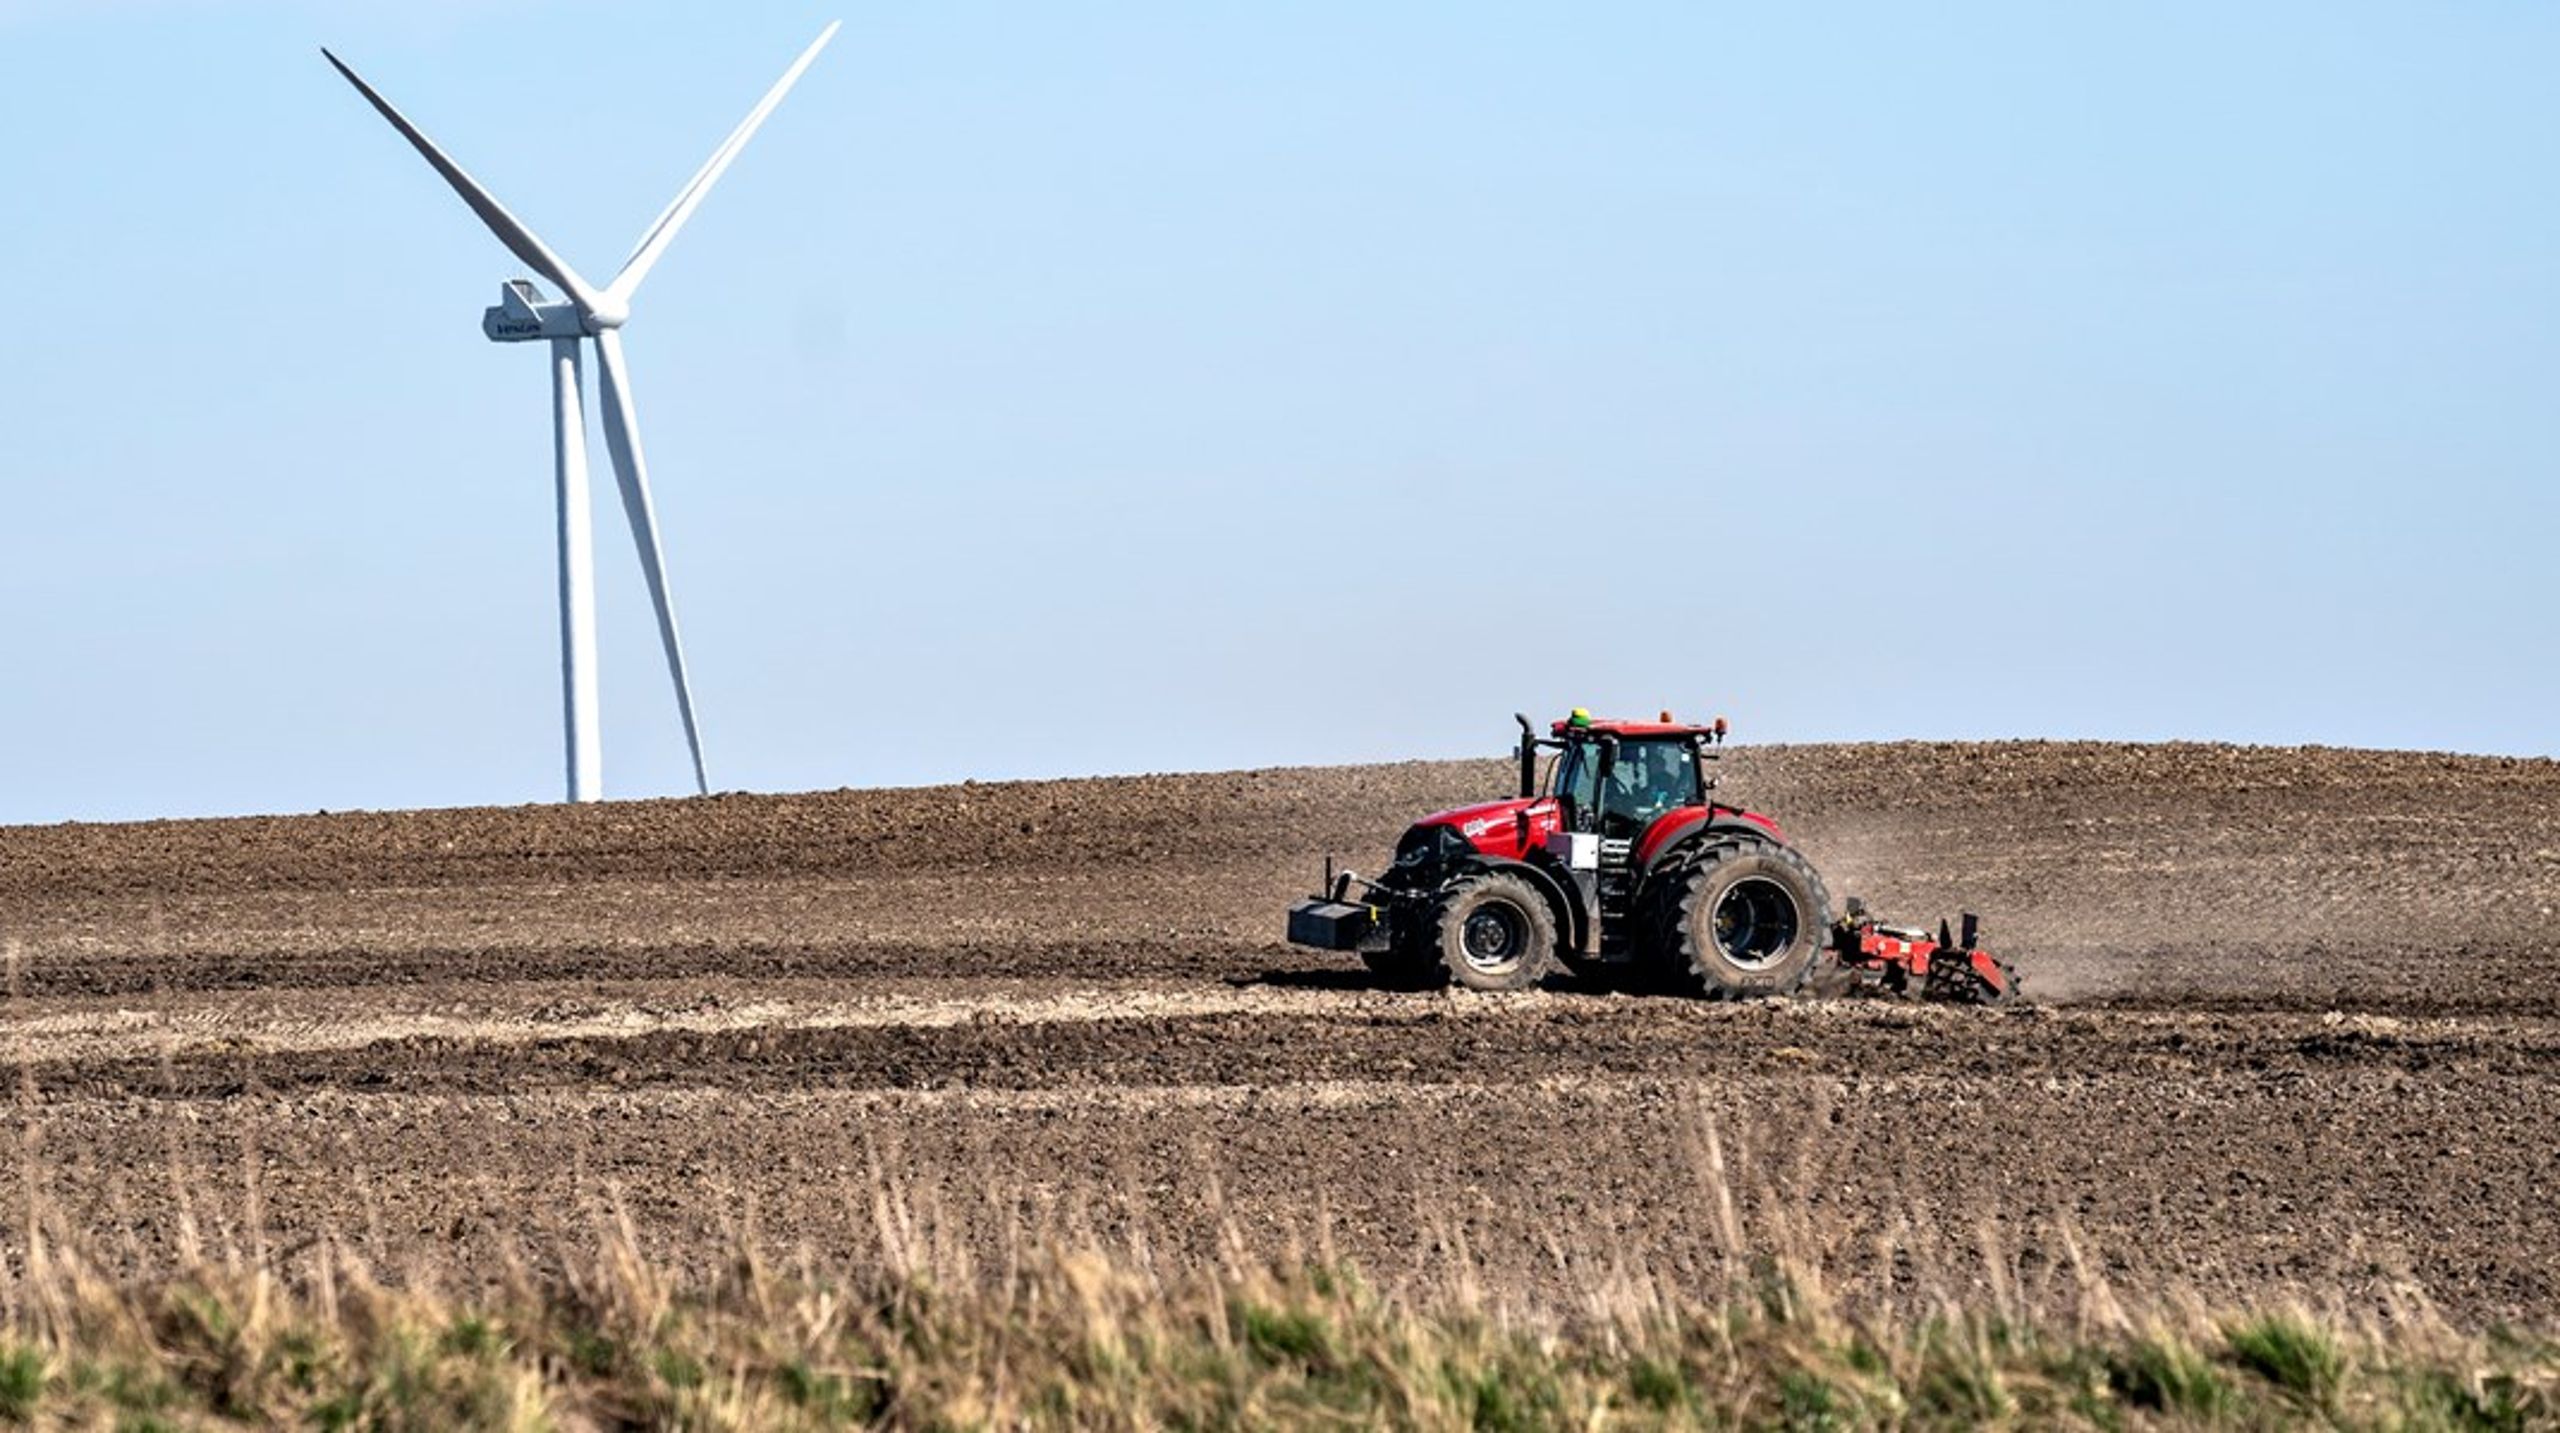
[1832,901,2022,1006]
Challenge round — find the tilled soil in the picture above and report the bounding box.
[4,742,2558,1323]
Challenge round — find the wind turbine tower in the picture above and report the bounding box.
[323,24,839,802]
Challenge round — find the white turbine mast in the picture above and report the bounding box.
[323,24,839,802]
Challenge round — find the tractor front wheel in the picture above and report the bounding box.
[1658,838,1832,999]
[1432,872,1557,993]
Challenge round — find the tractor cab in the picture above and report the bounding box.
[1546,720,1712,848]
[1530,711,1728,859]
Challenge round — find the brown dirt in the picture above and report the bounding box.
[4,741,2558,1323]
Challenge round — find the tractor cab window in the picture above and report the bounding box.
[1553,738,1699,837]
[1553,743,1600,818]
[1606,740,1698,833]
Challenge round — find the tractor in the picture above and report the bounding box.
[1285,711,2016,1003]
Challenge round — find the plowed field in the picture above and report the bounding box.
[5,742,2557,1323]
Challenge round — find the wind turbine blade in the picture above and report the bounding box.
[622,94,766,267]
[591,330,709,795]
[607,21,839,305]
[321,48,602,312]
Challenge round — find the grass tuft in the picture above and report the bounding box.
[2111,1333,2236,1418]
[1234,1298,1334,1368]
[1779,1367,1850,1430]
[0,1344,43,1423]
[2226,1313,2347,1407]
[1627,1354,1688,1411]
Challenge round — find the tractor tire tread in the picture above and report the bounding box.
[1654,835,1833,1000]
[1431,871,1558,993]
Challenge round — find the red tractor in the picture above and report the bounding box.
[1286,711,2016,1003]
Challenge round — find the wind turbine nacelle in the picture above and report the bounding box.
[483,279,587,343]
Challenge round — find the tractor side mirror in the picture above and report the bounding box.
[1594,737,1618,803]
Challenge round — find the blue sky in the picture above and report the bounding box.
[0,1,2551,823]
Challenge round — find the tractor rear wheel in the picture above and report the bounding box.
[1432,872,1557,992]
[1657,838,1832,999]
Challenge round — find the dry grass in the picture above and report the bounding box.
[2,1224,2556,1430]
[1,1117,2554,1431]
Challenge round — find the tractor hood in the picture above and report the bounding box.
[1407,797,1788,869]
[1408,797,1563,863]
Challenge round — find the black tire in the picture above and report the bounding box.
[1431,872,1557,992]
[1654,838,1832,999]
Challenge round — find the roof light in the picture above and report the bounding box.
[1660,710,1673,723]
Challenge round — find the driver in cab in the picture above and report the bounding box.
[1605,743,1692,833]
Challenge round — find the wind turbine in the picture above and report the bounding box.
[322,24,839,802]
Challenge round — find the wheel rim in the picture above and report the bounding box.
[1711,877,1800,970]
[1460,900,1528,974]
